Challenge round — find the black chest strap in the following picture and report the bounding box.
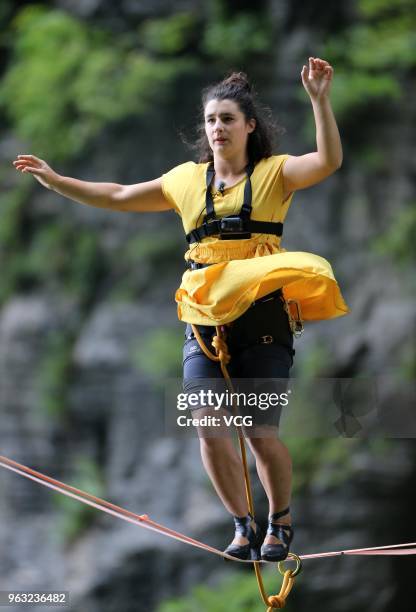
[205,162,254,221]
[186,162,284,244]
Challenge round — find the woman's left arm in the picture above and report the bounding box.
[282,57,343,194]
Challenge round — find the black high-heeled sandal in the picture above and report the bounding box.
[224,513,263,561]
[260,506,293,562]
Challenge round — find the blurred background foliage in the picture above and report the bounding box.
[51,454,105,544]
[0,0,413,309]
[0,0,413,470]
[156,567,290,612]
[0,6,196,160]
[0,0,273,161]
[372,205,416,267]
[130,327,184,379]
[322,0,416,117]
[0,0,415,609]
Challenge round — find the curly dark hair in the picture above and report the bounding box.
[190,72,284,164]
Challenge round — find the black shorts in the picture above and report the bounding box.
[182,290,295,427]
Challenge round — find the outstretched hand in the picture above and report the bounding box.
[301,57,333,102]
[12,154,59,190]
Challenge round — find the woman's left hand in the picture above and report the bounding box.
[301,57,333,102]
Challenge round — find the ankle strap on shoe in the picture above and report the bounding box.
[267,522,293,540]
[269,507,290,522]
[232,513,253,537]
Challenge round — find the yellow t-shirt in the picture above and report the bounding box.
[162,154,291,263]
[161,155,349,326]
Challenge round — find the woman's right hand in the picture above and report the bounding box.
[12,154,60,190]
[11,154,172,212]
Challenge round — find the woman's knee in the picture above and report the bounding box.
[199,435,234,453]
[192,406,233,441]
[248,433,288,461]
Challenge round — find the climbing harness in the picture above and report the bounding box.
[186,261,301,352]
[184,159,304,338]
[2,455,416,611]
[185,162,284,244]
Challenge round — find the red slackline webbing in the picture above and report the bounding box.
[1,454,416,562]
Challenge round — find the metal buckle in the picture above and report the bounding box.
[284,299,304,338]
[260,335,274,344]
[278,553,302,577]
[188,261,202,271]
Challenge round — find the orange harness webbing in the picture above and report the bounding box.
[191,323,297,610]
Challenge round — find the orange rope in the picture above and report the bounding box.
[265,571,295,610]
[191,323,297,609]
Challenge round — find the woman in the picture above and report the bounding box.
[12,57,348,563]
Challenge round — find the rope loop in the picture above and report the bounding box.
[266,570,295,610]
[211,334,231,365]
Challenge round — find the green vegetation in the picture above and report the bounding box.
[0,182,32,303]
[0,0,12,27]
[108,230,183,300]
[320,0,415,118]
[122,230,181,266]
[130,328,184,378]
[0,213,105,308]
[157,568,294,612]
[0,0,413,565]
[140,13,197,55]
[0,7,196,160]
[397,345,416,381]
[202,5,272,63]
[297,0,416,144]
[372,204,416,268]
[287,437,357,493]
[36,329,74,418]
[296,341,332,378]
[25,222,102,296]
[52,455,105,544]
[0,2,273,162]
[289,436,394,493]
[0,183,29,247]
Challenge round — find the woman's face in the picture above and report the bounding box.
[204,98,256,160]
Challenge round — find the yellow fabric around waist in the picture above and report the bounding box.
[175,248,350,326]
[184,234,283,264]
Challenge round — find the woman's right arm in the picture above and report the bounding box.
[12,154,173,212]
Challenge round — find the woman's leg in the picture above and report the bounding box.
[232,322,294,548]
[195,407,256,546]
[247,430,292,545]
[183,325,264,547]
